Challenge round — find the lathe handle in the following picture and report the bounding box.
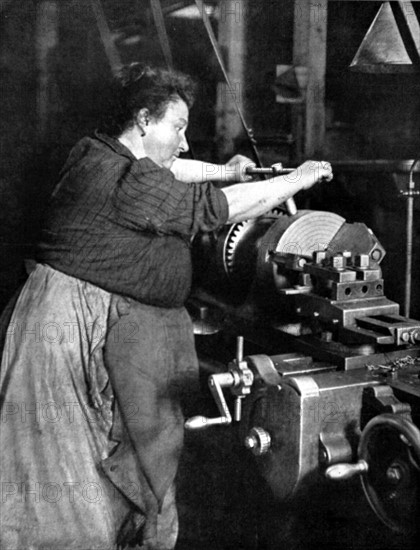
[185,337,255,431]
[184,415,232,430]
[325,460,369,480]
[185,372,235,431]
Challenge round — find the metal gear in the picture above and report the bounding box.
[223,210,283,279]
[224,220,255,276]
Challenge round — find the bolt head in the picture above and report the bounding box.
[331,255,345,270]
[313,251,326,264]
[355,254,370,269]
[386,465,402,484]
[244,436,256,449]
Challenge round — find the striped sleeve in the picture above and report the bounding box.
[112,157,229,236]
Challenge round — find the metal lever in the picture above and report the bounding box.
[245,164,298,216]
[185,371,235,430]
[325,460,369,481]
[185,337,254,431]
[245,166,295,176]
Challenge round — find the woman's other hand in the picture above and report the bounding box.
[288,160,333,191]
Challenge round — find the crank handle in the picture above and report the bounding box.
[325,460,368,481]
[185,371,235,431]
[185,415,232,430]
[185,337,254,431]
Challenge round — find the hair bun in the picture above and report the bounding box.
[120,62,149,87]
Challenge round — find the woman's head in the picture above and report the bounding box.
[101,63,196,137]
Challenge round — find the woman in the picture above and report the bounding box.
[0,63,332,550]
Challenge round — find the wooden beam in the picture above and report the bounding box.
[35,0,58,142]
[90,0,122,75]
[396,1,420,64]
[292,0,328,159]
[215,0,247,158]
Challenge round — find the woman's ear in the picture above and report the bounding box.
[137,108,150,127]
[135,108,150,137]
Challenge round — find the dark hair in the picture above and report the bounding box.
[99,63,196,136]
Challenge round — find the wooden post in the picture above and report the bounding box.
[215,0,247,159]
[292,0,328,159]
[35,0,58,143]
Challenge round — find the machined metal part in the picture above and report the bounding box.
[223,213,279,282]
[187,299,223,335]
[240,367,380,500]
[329,413,420,534]
[185,337,254,430]
[325,222,386,265]
[244,426,272,456]
[256,210,345,292]
[190,205,420,534]
[245,166,295,176]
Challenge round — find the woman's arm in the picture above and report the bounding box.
[221,160,333,223]
[171,155,254,183]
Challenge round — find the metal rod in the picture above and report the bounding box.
[404,157,420,317]
[245,167,295,175]
[236,336,244,363]
[405,192,413,318]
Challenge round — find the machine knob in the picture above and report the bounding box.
[244,427,271,456]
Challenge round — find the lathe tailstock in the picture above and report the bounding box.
[187,209,420,536]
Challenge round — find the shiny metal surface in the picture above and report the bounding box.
[350,2,420,73]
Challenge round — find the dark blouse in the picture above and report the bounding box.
[36,133,229,308]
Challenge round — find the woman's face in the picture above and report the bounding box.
[142,99,189,169]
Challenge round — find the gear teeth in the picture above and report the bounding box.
[224,221,250,275]
[224,209,281,277]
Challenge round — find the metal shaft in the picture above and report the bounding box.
[245,167,295,175]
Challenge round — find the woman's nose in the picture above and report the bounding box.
[179,133,189,153]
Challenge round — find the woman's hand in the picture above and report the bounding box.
[225,154,255,182]
[288,160,333,191]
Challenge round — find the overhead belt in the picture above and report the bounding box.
[194,0,263,167]
[148,0,174,68]
[194,0,295,214]
[148,0,195,158]
[90,0,122,74]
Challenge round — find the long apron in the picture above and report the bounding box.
[0,263,198,549]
